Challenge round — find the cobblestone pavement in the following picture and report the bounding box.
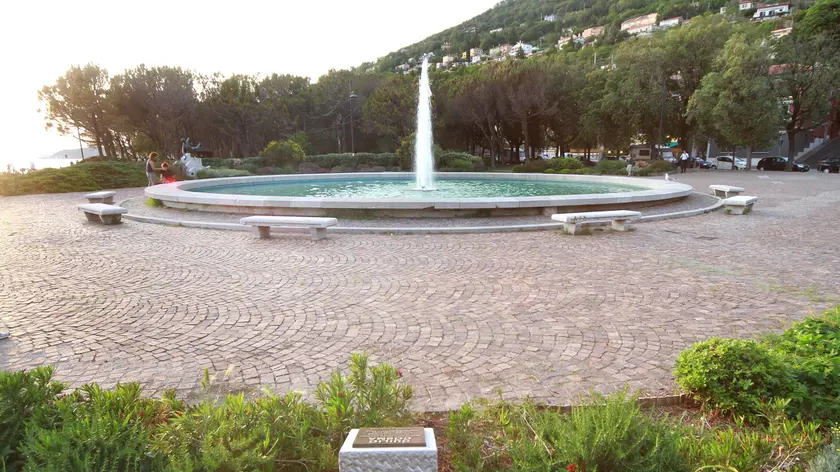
[1,170,838,410]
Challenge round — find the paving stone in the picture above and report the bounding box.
[0,171,838,409]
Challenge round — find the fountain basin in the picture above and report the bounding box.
[145,172,693,218]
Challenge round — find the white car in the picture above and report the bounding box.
[707,155,746,170]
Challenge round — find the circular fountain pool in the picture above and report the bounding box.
[145,172,693,218]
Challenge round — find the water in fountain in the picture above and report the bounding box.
[414,55,435,190]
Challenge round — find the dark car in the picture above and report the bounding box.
[694,159,712,169]
[756,156,810,172]
[818,157,840,173]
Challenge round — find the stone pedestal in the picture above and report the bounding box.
[339,428,437,472]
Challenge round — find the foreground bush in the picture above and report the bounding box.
[0,354,412,472]
[0,161,147,196]
[448,390,689,471]
[676,306,840,422]
[594,160,629,175]
[0,367,66,471]
[675,338,800,416]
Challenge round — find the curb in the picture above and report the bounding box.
[121,193,722,235]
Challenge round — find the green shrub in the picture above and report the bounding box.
[544,168,557,174]
[674,338,801,416]
[678,399,823,472]
[512,159,552,173]
[262,140,306,167]
[21,383,166,472]
[765,307,840,421]
[809,428,840,472]
[303,153,400,172]
[0,367,66,471]
[438,151,485,172]
[448,391,688,472]
[145,198,164,208]
[0,162,147,196]
[594,160,629,175]
[196,168,251,179]
[645,160,676,174]
[156,353,412,471]
[550,157,584,171]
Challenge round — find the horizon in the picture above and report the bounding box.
[0,0,498,164]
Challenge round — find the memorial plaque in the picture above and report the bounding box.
[352,427,427,448]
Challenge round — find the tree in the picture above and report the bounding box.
[109,65,198,157]
[772,33,840,170]
[688,32,783,171]
[39,64,111,157]
[361,75,417,150]
[659,15,734,152]
[499,61,557,161]
[202,75,264,158]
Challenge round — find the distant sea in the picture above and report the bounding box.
[1,148,99,172]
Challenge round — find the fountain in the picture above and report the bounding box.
[414,55,435,190]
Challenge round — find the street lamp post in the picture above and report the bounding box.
[349,90,358,155]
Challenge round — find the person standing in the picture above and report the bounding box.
[146,152,164,186]
[680,151,690,174]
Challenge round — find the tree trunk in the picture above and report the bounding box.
[786,130,796,171]
[521,119,530,162]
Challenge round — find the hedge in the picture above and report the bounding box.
[0,162,148,196]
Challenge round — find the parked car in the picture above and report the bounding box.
[707,155,745,170]
[756,156,810,172]
[818,157,840,173]
[694,158,712,169]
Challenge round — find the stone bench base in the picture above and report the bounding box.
[79,203,129,225]
[722,196,758,215]
[339,429,437,472]
[552,210,642,235]
[240,216,338,241]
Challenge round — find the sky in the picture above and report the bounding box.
[0,0,499,161]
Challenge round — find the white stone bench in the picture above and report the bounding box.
[710,185,745,198]
[84,190,116,204]
[551,210,642,235]
[78,203,128,225]
[240,216,338,241]
[723,196,758,215]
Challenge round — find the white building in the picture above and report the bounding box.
[621,13,658,35]
[544,14,557,22]
[442,55,456,64]
[469,48,484,58]
[753,2,791,20]
[396,64,410,71]
[557,36,572,47]
[464,26,477,33]
[489,44,513,58]
[511,41,535,56]
[442,41,452,51]
[739,1,756,10]
[489,28,503,34]
[471,55,484,64]
[658,16,682,29]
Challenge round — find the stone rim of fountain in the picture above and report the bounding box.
[146,172,693,215]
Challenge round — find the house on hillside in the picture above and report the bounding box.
[470,48,484,58]
[544,14,557,22]
[739,1,756,10]
[442,55,456,64]
[621,13,658,35]
[658,17,682,29]
[557,36,572,47]
[489,44,513,58]
[490,27,503,34]
[753,3,790,21]
[511,41,535,56]
[582,25,604,39]
[465,26,477,33]
[442,41,452,51]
